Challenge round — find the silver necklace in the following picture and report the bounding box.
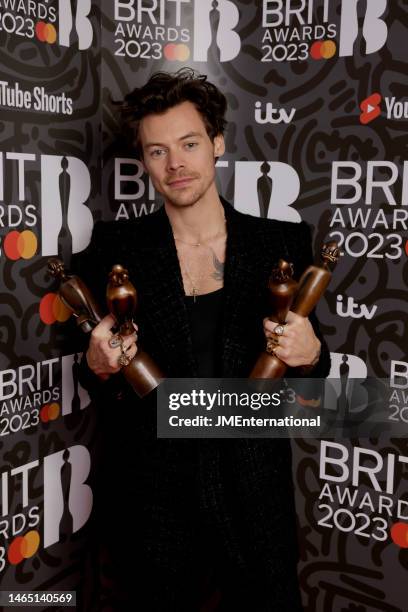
[180,255,206,302]
[174,220,226,248]
[174,220,226,301]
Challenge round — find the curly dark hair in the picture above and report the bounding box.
[120,68,227,159]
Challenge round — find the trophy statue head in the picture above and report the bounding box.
[109,264,129,286]
[321,241,340,266]
[270,259,294,283]
[47,258,68,280]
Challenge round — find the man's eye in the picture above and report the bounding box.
[151,149,165,157]
[185,142,198,149]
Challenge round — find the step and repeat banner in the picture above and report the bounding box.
[0,0,101,608]
[1,1,408,611]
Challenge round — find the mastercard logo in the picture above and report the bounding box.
[35,21,57,44]
[163,43,190,61]
[39,293,72,325]
[8,530,40,565]
[310,40,336,60]
[404,239,408,256]
[3,230,37,260]
[40,402,61,423]
[390,522,408,548]
[296,395,321,408]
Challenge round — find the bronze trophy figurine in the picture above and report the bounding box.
[250,241,340,379]
[48,258,104,332]
[48,259,163,397]
[106,265,163,397]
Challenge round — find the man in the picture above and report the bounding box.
[75,69,330,611]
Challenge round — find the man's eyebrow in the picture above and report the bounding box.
[179,132,202,140]
[144,132,203,149]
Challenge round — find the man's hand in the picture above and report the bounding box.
[263,311,321,368]
[86,314,138,380]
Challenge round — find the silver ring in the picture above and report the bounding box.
[273,324,285,336]
[109,334,122,349]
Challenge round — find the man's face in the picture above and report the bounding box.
[139,101,225,208]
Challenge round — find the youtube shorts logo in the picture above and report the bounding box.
[360,93,382,124]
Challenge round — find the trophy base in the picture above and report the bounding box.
[250,352,288,379]
[122,350,164,397]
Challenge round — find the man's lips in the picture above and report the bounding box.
[167,177,195,188]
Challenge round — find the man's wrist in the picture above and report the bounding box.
[308,340,321,367]
[299,341,321,374]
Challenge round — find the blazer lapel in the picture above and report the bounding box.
[135,207,198,377]
[220,199,264,376]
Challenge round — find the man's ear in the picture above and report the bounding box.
[213,134,225,158]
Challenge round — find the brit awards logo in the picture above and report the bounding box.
[43,445,93,547]
[0,0,93,49]
[318,440,408,547]
[61,353,91,416]
[41,155,93,262]
[57,0,93,50]
[0,153,93,262]
[113,0,190,61]
[259,0,388,63]
[338,0,388,57]
[329,352,368,381]
[0,445,93,573]
[0,354,91,438]
[234,161,301,222]
[114,158,158,221]
[193,0,241,62]
[327,353,369,429]
[329,161,408,261]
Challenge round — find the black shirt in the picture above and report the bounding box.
[185,287,224,377]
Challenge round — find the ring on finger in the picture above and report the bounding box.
[273,324,285,336]
[118,353,132,367]
[109,333,123,349]
[266,339,279,355]
[117,347,132,367]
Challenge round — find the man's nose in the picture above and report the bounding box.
[166,149,185,172]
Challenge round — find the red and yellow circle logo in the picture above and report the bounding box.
[391,522,408,548]
[40,402,61,422]
[8,531,40,565]
[163,43,190,61]
[39,293,72,325]
[310,40,336,60]
[35,22,57,44]
[3,230,37,260]
[296,395,321,408]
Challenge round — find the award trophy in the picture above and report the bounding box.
[250,241,339,379]
[47,258,103,332]
[106,265,163,397]
[48,259,163,397]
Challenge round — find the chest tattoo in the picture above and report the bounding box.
[211,250,225,281]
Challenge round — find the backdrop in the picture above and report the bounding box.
[0,1,407,610]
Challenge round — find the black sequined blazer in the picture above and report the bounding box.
[72,198,330,611]
[74,198,330,379]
